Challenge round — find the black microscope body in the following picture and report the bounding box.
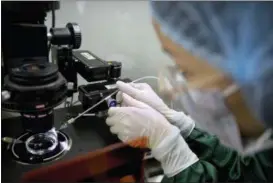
[2,1,124,134]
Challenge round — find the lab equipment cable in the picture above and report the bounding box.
[59,76,159,130]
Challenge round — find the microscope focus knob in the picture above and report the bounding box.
[66,22,82,49]
[50,22,82,49]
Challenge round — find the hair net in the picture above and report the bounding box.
[150,1,273,128]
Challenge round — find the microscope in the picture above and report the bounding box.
[1,1,125,165]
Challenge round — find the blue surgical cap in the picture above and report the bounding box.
[150,1,273,128]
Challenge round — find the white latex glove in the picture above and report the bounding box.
[116,81,195,137]
[106,93,199,177]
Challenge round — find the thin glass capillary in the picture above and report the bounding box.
[59,76,159,130]
[2,137,36,145]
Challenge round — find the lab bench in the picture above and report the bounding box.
[2,106,145,182]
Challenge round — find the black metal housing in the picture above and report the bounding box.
[78,79,131,114]
[73,50,122,82]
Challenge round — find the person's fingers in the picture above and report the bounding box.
[107,106,122,117]
[122,93,149,108]
[114,125,149,148]
[107,106,137,123]
[110,124,122,134]
[115,91,129,107]
[117,133,129,143]
[116,91,134,107]
[116,91,123,104]
[130,83,151,90]
[105,116,116,126]
[116,81,140,98]
[106,107,125,126]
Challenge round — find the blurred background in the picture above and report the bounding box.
[46,0,171,86]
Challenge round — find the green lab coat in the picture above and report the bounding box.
[162,128,273,182]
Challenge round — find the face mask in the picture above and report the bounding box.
[159,66,273,155]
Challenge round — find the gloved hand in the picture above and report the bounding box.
[116,81,195,137]
[106,93,199,177]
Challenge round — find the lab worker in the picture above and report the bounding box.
[106,2,273,182]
